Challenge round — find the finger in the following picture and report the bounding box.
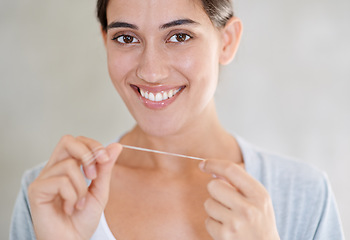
[204,198,231,223]
[29,176,78,216]
[76,136,110,165]
[49,135,110,180]
[205,217,222,240]
[200,159,265,198]
[38,159,88,204]
[84,164,98,180]
[76,136,111,180]
[207,179,246,210]
[47,135,100,167]
[88,143,123,205]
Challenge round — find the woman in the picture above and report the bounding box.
[10,0,344,239]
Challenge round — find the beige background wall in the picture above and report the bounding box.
[1,0,349,239]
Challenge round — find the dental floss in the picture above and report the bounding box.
[121,144,205,161]
[82,146,105,166]
[83,144,205,166]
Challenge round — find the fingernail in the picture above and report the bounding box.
[76,197,86,210]
[86,165,97,180]
[96,150,109,163]
[199,161,206,171]
[66,205,74,216]
[91,166,97,179]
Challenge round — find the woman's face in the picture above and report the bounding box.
[103,0,225,136]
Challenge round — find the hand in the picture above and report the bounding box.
[28,135,122,240]
[199,159,280,240]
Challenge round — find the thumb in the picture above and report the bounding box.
[88,143,123,205]
[106,142,123,163]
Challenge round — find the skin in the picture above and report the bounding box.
[28,0,280,239]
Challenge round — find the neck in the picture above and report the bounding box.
[118,100,242,172]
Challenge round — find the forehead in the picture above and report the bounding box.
[106,0,210,27]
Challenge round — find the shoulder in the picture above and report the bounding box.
[253,149,330,208]
[239,137,329,206]
[10,163,46,240]
[21,162,46,190]
[236,136,344,239]
[259,149,326,187]
[236,136,326,190]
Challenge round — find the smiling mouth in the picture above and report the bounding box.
[131,85,186,102]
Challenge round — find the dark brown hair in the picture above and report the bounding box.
[97,0,234,32]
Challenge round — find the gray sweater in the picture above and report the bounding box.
[10,137,345,239]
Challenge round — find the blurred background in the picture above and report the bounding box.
[1,0,349,239]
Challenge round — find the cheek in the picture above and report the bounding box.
[107,48,136,91]
[173,44,220,94]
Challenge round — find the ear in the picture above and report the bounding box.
[100,26,108,48]
[219,17,243,65]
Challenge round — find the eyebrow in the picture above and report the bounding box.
[160,18,199,29]
[107,21,138,30]
[107,18,199,31]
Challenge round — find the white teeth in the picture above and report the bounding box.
[139,87,182,102]
[168,89,174,98]
[156,93,163,102]
[155,93,162,101]
[149,92,155,101]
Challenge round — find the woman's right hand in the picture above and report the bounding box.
[28,135,122,240]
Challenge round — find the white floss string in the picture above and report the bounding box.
[82,146,105,165]
[82,144,205,166]
[121,144,205,161]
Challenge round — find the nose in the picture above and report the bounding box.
[136,43,169,84]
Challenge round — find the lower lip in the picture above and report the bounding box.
[131,86,184,110]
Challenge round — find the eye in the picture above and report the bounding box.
[113,35,139,44]
[168,33,192,43]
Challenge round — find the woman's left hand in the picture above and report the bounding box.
[199,159,280,240]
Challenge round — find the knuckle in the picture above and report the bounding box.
[204,198,213,211]
[261,190,271,203]
[207,179,215,189]
[63,161,87,192]
[224,163,236,176]
[59,134,75,145]
[228,218,238,232]
[76,135,87,141]
[27,181,38,198]
[223,222,236,238]
[60,177,78,199]
[243,204,257,221]
[207,179,219,193]
[59,175,71,186]
[76,180,88,197]
[258,190,272,209]
[64,158,80,170]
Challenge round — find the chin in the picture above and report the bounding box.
[135,116,185,138]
